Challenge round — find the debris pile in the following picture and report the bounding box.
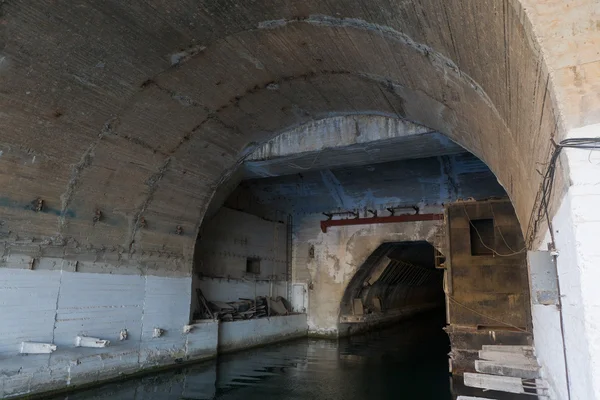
[194,289,293,321]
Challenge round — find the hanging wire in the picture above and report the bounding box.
[463,205,526,256]
[446,295,529,333]
[523,136,600,400]
[489,204,526,254]
[527,137,600,248]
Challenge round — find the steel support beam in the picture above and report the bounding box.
[320,213,443,233]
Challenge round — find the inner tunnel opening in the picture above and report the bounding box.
[190,116,533,399]
[338,241,446,336]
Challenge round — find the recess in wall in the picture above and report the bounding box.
[246,257,261,274]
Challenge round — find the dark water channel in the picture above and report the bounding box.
[50,312,452,400]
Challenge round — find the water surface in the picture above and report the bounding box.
[52,313,452,400]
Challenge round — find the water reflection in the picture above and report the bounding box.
[53,312,452,400]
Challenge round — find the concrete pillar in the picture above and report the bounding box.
[540,123,600,400]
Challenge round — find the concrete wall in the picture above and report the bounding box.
[218,314,308,353]
[292,212,441,336]
[337,241,444,335]
[446,200,531,329]
[444,200,532,375]
[193,207,289,310]
[228,153,505,217]
[0,266,218,398]
[535,123,600,400]
[196,278,287,304]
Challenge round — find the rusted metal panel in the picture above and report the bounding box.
[445,200,532,376]
[320,213,443,233]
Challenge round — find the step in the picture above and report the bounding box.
[464,373,526,394]
[482,345,535,356]
[457,397,496,400]
[456,396,494,400]
[478,350,537,366]
[475,360,540,379]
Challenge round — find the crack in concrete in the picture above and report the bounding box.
[128,158,172,254]
[58,117,117,233]
[255,14,495,108]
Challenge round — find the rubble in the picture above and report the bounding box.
[194,291,293,321]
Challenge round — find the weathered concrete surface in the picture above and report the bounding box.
[0,0,588,263]
[229,153,505,217]
[218,314,308,353]
[337,241,444,335]
[194,208,287,280]
[192,207,289,315]
[0,1,597,398]
[338,303,441,337]
[247,115,434,161]
[204,114,465,220]
[0,266,218,398]
[446,200,531,330]
[293,214,441,336]
[244,115,465,178]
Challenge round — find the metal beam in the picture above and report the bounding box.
[320,213,443,233]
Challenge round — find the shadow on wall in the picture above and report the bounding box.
[191,207,291,319]
[339,241,445,336]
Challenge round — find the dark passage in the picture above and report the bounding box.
[48,312,451,400]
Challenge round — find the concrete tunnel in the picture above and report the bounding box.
[0,1,599,399]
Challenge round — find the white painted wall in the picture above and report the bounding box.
[534,123,600,400]
[193,207,289,313]
[0,267,217,399]
[195,207,287,280]
[196,278,287,303]
[218,314,307,352]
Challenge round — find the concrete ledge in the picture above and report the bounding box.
[337,303,442,337]
[218,314,308,353]
[1,320,219,399]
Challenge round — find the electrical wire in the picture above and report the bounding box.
[489,204,526,254]
[525,136,600,400]
[527,137,600,247]
[447,295,529,333]
[286,150,322,171]
[463,205,526,257]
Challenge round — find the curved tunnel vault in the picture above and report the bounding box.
[0,1,599,399]
[338,241,445,336]
[0,0,571,267]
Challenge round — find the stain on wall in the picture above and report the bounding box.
[444,200,532,375]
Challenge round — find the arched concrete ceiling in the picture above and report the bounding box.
[227,153,506,216]
[0,1,596,272]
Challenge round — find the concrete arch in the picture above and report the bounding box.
[337,241,444,336]
[0,1,568,269]
[1,2,598,398]
[294,216,442,336]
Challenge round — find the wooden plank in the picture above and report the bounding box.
[475,360,540,379]
[479,350,537,365]
[457,397,496,400]
[464,373,525,394]
[482,345,534,354]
